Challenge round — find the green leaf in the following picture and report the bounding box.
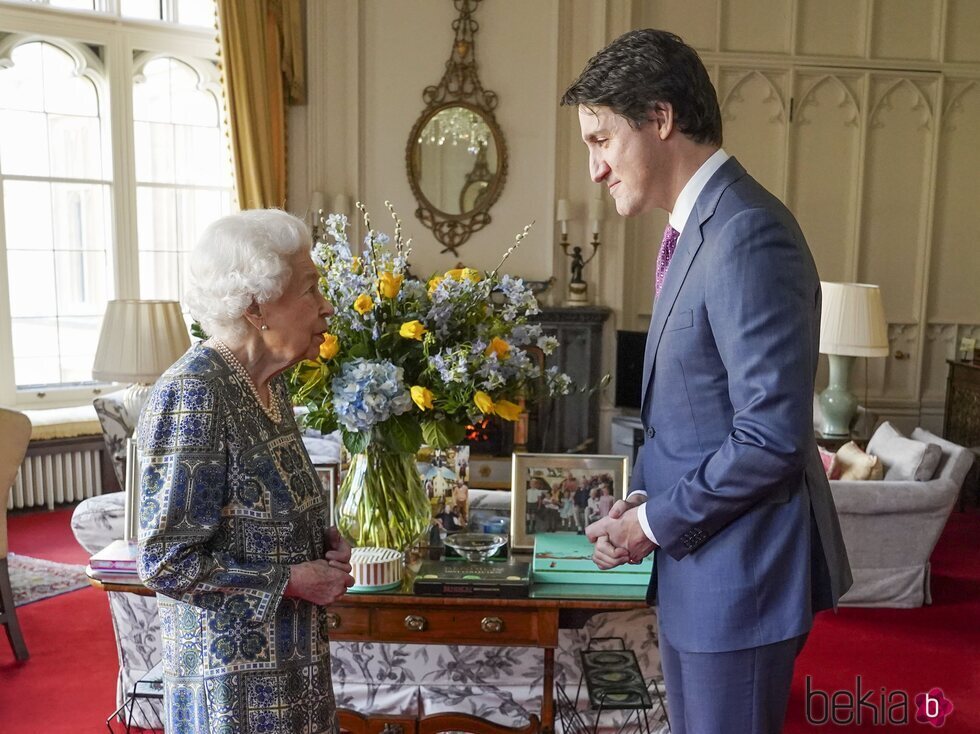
[421,418,467,449]
[342,428,371,455]
[377,414,424,454]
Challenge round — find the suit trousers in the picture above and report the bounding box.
[658,621,807,734]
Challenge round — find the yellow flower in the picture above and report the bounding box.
[353,294,373,314]
[427,275,444,295]
[399,320,428,340]
[411,385,434,411]
[485,337,511,360]
[379,271,403,299]
[351,257,362,273]
[445,267,481,282]
[318,332,339,360]
[473,391,495,415]
[494,399,522,422]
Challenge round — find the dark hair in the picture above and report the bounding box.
[561,29,722,146]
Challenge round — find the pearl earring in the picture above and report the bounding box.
[260,324,269,331]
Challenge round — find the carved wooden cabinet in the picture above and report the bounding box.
[530,306,610,454]
[944,360,980,449]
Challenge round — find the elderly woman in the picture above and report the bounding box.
[136,209,352,734]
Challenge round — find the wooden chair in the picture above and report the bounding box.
[0,407,32,661]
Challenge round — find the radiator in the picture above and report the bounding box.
[8,448,104,510]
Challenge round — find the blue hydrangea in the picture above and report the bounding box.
[331,358,412,432]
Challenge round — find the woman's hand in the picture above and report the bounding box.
[324,526,352,574]
[285,560,354,605]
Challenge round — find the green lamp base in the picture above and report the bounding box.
[819,354,857,436]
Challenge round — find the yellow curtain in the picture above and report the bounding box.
[216,0,306,209]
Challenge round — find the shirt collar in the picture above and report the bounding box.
[669,148,730,234]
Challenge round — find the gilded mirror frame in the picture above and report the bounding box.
[405,0,508,256]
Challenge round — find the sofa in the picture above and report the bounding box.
[831,427,974,608]
[72,408,665,731]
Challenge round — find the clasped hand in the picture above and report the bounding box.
[286,526,355,605]
[585,497,657,570]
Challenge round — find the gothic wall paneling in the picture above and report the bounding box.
[788,72,863,283]
[858,76,936,325]
[719,0,791,54]
[870,0,941,61]
[923,324,958,402]
[718,68,788,199]
[928,80,980,322]
[794,0,868,58]
[945,0,980,63]
[636,0,718,52]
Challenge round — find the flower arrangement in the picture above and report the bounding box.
[290,202,573,457]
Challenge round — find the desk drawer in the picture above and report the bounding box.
[321,606,370,637]
[374,607,542,646]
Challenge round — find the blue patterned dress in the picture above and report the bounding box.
[137,342,338,734]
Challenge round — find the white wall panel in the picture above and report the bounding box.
[795,0,869,57]
[929,80,980,322]
[718,69,788,199]
[858,77,936,324]
[788,73,864,284]
[870,0,940,61]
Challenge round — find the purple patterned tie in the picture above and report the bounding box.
[655,225,680,298]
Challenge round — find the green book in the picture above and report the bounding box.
[413,559,530,598]
[532,532,653,586]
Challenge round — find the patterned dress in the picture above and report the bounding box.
[137,342,338,734]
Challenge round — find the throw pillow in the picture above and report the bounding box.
[818,446,840,479]
[835,441,883,481]
[866,421,942,481]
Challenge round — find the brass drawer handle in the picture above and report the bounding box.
[404,614,427,631]
[324,612,341,630]
[481,616,504,633]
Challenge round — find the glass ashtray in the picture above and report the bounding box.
[443,532,507,561]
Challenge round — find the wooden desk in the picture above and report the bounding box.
[87,572,647,734]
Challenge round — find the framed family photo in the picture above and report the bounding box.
[510,453,630,550]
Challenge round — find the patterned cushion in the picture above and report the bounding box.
[835,441,883,481]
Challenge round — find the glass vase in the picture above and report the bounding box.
[335,448,431,553]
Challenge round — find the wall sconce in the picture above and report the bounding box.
[556,197,602,306]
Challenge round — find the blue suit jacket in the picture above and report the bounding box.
[632,157,852,654]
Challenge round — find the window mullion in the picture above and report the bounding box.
[106,30,140,299]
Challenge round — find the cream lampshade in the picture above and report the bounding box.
[818,283,889,436]
[92,299,191,421]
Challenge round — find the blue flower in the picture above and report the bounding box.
[331,359,412,432]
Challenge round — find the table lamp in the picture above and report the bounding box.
[92,299,191,421]
[818,282,889,436]
[92,300,190,542]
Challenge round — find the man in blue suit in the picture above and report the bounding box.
[563,30,853,734]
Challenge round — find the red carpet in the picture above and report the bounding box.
[0,507,118,733]
[1,506,978,732]
[786,508,980,732]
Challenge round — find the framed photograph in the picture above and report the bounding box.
[314,462,340,526]
[417,445,470,533]
[510,452,630,550]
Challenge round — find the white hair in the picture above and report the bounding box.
[184,209,311,341]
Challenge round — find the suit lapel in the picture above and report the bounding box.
[640,158,747,413]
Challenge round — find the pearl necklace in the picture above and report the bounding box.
[210,338,282,425]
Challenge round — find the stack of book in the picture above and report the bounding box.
[88,539,141,583]
[532,532,653,585]
[413,559,530,598]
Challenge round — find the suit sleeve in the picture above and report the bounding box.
[644,207,818,560]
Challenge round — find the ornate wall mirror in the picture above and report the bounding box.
[406,0,507,255]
